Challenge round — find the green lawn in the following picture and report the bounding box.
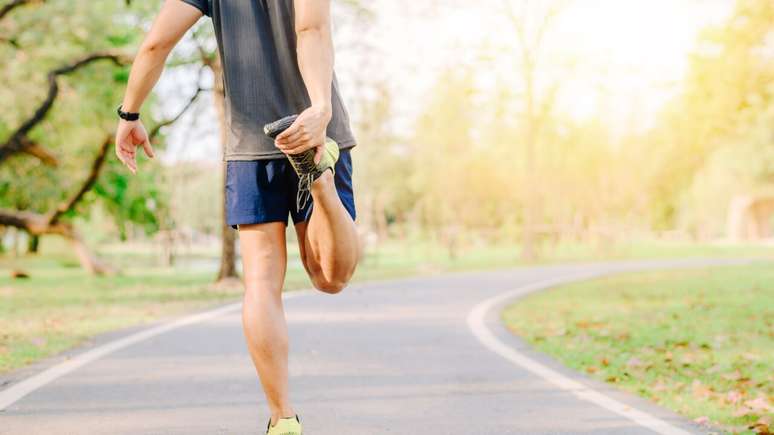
[502,264,774,434]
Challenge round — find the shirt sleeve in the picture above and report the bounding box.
[179,0,210,17]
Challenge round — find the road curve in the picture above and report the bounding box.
[0,258,757,434]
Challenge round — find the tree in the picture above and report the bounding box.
[204,50,239,283]
[647,0,774,231]
[0,0,201,273]
[502,0,568,260]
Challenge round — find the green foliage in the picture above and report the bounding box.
[105,32,137,49]
[0,0,178,238]
[364,0,774,243]
[647,0,774,231]
[112,66,131,84]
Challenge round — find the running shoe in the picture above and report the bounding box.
[264,115,340,211]
[266,414,303,435]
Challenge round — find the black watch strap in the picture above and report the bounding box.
[117,105,140,121]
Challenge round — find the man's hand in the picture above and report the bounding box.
[112,0,202,174]
[115,119,154,174]
[274,105,332,163]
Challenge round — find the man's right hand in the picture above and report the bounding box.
[115,119,154,175]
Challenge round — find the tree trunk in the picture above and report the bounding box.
[27,234,39,254]
[521,67,539,262]
[217,162,238,282]
[212,53,239,282]
[374,193,390,241]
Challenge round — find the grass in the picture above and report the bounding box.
[501,264,774,434]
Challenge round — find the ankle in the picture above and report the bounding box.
[270,408,296,426]
[311,169,334,191]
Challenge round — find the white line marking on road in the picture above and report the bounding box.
[467,273,693,435]
[0,290,310,411]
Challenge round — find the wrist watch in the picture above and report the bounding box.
[117,105,140,121]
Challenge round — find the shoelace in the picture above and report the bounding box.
[287,149,319,212]
[263,115,323,212]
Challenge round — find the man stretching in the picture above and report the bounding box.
[114,1,359,433]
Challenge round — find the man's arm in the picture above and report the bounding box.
[115,0,203,174]
[275,0,334,162]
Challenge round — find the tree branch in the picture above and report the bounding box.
[0,208,71,236]
[0,0,44,21]
[0,207,114,275]
[148,74,208,140]
[0,52,130,165]
[17,136,57,166]
[47,135,112,225]
[45,73,206,225]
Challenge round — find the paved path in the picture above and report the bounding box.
[0,258,756,434]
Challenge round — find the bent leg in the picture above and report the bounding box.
[296,170,359,293]
[238,222,295,426]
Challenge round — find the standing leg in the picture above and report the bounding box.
[297,170,359,293]
[238,222,295,427]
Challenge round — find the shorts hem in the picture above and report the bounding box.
[228,217,289,230]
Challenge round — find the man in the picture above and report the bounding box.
[114,1,359,434]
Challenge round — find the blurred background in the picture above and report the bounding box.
[3,0,773,276]
[0,0,772,396]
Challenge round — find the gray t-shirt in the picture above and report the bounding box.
[181,0,356,161]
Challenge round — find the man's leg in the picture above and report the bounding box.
[295,170,359,293]
[238,222,296,427]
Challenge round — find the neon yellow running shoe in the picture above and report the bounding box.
[264,115,340,211]
[266,414,303,435]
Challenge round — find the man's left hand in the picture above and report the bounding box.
[275,105,332,164]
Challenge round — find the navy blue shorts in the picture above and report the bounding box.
[225,150,356,229]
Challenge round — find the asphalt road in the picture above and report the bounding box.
[0,258,755,435]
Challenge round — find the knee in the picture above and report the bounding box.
[312,277,347,294]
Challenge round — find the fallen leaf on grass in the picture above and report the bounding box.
[652,380,669,392]
[680,353,695,366]
[722,370,743,381]
[745,397,773,413]
[733,406,756,418]
[750,416,771,435]
[29,337,47,348]
[586,366,599,374]
[706,364,722,374]
[547,328,566,337]
[691,380,713,399]
[726,390,743,405]
[575,320,607,329]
